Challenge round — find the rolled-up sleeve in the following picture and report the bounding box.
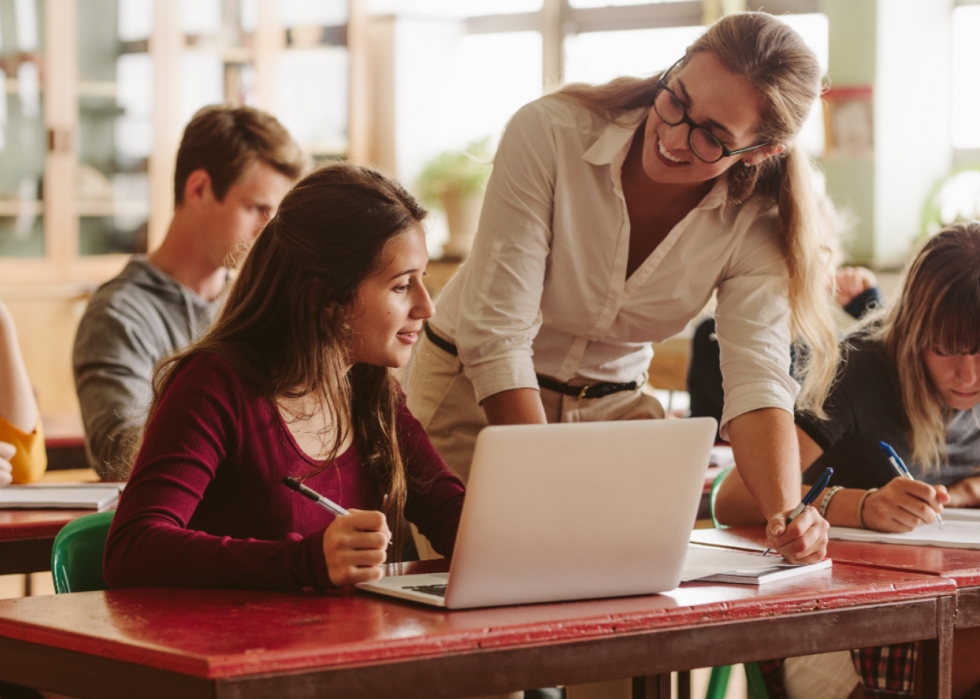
[455,101,558,404]
[714,211,799,440]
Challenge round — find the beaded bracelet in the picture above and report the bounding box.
[818,485,843,518]
[856,488,878,528]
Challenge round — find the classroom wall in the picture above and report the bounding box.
[1,289,88,415]
[873,0,952,267]
[821,0,955,267]
[820,0,876,265]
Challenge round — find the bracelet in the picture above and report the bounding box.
[819,485,843,518]
[856,488,878,528]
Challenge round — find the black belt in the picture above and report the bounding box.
[423,323,641,401]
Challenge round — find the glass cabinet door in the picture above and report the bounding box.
[180,0,255,127]
[0,0,45,258]
[77,0,152,256]
[277,0,350,161]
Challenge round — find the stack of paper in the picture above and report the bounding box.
[681,543,832,585]
[0,483,124,511]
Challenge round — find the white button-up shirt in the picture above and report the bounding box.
[431,96,798,439]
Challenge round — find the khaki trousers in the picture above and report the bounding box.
[405,335,663,699]
[405,334,664,486]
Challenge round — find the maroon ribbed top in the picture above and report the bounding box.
[104,352,464,590]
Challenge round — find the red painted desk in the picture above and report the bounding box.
[692,526,980,581]
[693,526,980,633]
[0,509,92,576]
[0,469,103,576]
[692,527,980,697]
[0,560,956,699]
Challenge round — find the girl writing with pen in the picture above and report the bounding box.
[104,163,465,592]
[715,222,980,699]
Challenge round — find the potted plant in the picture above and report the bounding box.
[416,138,493,260]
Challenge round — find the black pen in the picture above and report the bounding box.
[282,476,349,517]
[763,466,833,557]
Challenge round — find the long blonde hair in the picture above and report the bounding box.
[861,222,980,474]
[556,11,839,415]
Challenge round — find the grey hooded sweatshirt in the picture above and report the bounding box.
[73,258,220,479]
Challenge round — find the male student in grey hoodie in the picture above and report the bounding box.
[73,106,308,479]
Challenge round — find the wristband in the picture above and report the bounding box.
[819,485,843,518]
[856,488,878,528]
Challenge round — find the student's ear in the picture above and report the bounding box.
[742,144,785,168]
[182,169,213,207]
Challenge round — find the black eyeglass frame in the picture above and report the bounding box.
[654,59,770,164]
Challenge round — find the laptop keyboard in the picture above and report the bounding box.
[405,583,447,597]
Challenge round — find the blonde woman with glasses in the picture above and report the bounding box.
[408,11,840,573]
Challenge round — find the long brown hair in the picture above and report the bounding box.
[861,222,980,474]
[147,162,428,556]
[556,11,839,416]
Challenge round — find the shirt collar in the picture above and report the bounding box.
[582,109,732,213]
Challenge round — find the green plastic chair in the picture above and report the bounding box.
[705,466,770,699]
[50,510,115,594]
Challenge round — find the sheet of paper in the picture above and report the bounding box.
[0,484,123,510]
[829,516,980,550]
[680,543,787,581]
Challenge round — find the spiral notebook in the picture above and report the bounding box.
[0,483,124,511]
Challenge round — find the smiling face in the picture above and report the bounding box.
[924,348,980,411]
[347,225,435,369]
[641,51,779,187]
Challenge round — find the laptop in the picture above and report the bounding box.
[357,417,717,609]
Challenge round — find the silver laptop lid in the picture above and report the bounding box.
[445,418,716,609]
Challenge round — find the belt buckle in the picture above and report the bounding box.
[578,385,592,401]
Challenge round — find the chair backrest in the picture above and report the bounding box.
[709,466,734,529]
[51,510,115,594]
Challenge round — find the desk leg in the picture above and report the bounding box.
[921,595,954,699]
[631,674,670,699]
[677,670,690,699]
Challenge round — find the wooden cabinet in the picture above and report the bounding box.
[0,0,365,413]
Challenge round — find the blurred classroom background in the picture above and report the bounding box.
[0,0,979,423]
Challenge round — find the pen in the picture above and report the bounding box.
[763,466,833,557]
[282,476,349,517]
[879,441,943,526]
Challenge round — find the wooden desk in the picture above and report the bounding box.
[0,469,101,575]
[693,526,980,634]
[0,509,93,576]
[0,560,955,699]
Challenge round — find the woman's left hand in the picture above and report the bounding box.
[945,476,980,508]
[764,506,829,564]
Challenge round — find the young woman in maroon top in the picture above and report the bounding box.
[104,163,465,591]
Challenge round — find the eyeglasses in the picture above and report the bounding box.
[653,59,769,164]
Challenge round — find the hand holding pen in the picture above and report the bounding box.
[874,442,947,529]
[763,466,833,558]
[283,477,391,587]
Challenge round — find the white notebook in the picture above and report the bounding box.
[0,483,124,511]
[681,543,833,585]
[829,508,980,550]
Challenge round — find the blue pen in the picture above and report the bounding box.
[763,466,833,557]
[879,441,943,526]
